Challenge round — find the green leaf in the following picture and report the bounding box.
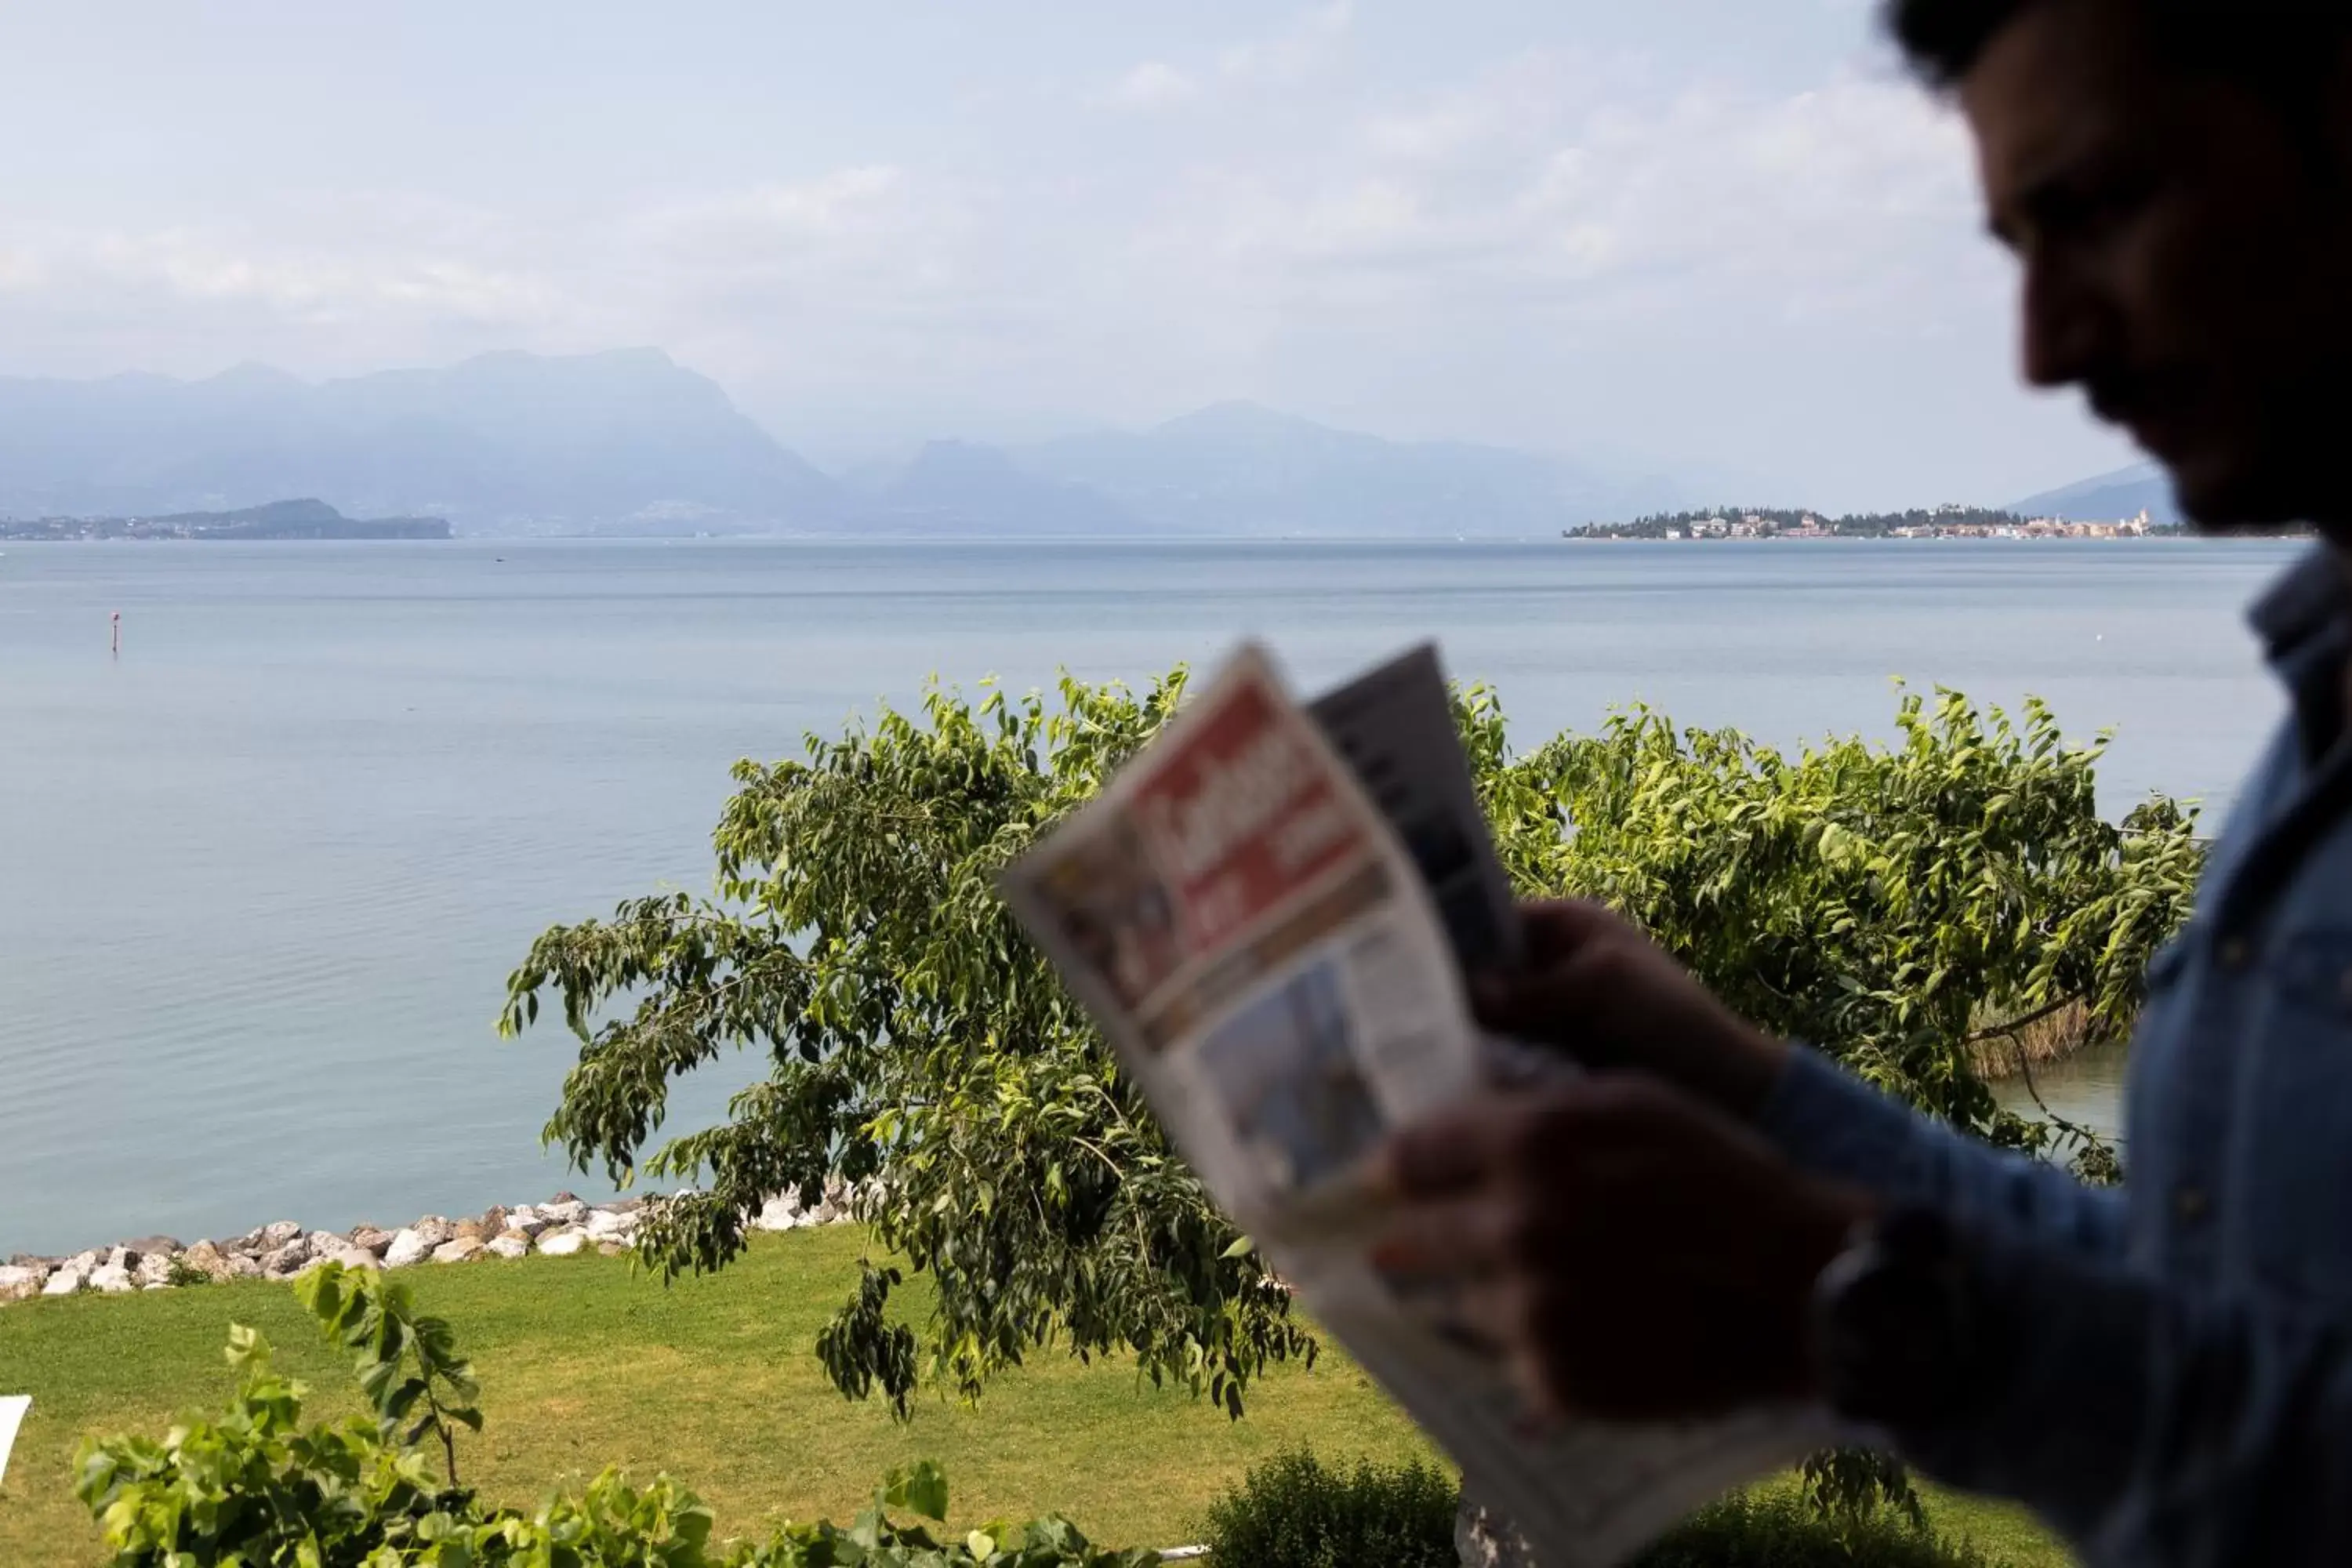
[890,1459,951,1523]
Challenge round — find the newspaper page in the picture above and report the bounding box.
[1305,644,1521,973]
[1001,643,1822,1568]
[0,1394,27,1490]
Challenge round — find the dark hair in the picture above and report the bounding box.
[1886,0,2352,99]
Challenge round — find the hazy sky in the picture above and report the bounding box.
[0,2,2144,507]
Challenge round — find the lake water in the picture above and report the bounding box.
[0,538,2299,1254]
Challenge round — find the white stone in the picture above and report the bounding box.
[751,1198,804,1233]
[539,1200,590,1226]
[260,1240,314,1278]
[63,1250,102,1277]
[432,1238,485,1265]
[42,1265,87,1297]
[0,1266,45,1303]
[535,1228,592,1257]
[254,1221,303,1251]
[223,1251,263,1279]
[485,1232,531,1261]
[509,1213,553,1238]
[86,1264,136,1294]
[306,1245,378,1274]
[382,1228,434,1269]
[106,1247,135,1272]
[583,1208,637,1240]
[132,1253,175,1288]
[180,1241,234,1283]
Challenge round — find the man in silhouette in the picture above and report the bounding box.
[1376,4,2352,1563]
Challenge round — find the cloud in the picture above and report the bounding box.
[0,247,45,292]
[1219,1,1354,83]
[1120,56,1971,323]
[0,61,1975,372]
[1094,61,1201,112]
[1093,5,1350,115]
[0,13,2101,505]
[0,220,551,331]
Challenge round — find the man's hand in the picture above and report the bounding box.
[1372,1074,1875,1422]
[1476,901,1790,1120]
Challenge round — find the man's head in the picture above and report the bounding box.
[1889,0,2352,532]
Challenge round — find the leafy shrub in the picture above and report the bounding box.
[503,674,2199,1425]
[1200,1449,1460,1568]
[1631,1490,2003,1568]
[163,1256,212,1288]
[72,1262,1154,1567]
[1196,1450,2007,1568]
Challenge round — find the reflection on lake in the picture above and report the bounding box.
[1991,1037,2131,1144]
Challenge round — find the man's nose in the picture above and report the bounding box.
[2019,255,2111,390]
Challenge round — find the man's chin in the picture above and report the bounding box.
[2161,446,2311,533]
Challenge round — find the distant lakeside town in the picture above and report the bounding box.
[1570,503,2174,542]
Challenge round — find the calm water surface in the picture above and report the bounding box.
[0,538,2297,1253]
[1992,1039,2134,1143]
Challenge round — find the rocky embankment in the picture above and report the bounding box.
[0,1181,855,1305]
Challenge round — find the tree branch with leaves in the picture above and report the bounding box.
[501,670,2200,1442]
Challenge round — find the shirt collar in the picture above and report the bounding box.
[2249,545,2352,664]
[2249,545,2352,763]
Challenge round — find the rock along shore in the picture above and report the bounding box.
[0,1181,856,1305]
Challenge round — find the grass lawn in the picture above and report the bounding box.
[0,1225,2071,1565]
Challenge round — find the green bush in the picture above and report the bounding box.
[1200,1449,1460,1568]
[163,1256,212,1288]
[72,1262,1155,1568]
[504,674,2198,1425]
[1632,1491,2002,1568]
[1196,1450,2006,1568]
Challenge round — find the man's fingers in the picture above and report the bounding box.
[1378,1098,1518,1197]
[1474,940,1635,1050]
[1382,1080,1661,1202]
[1472,902,1648,1047]
[1515,900,1632,964]
[1369,1196,1516,1283]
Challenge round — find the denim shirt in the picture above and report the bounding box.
[1760,547,2352,1568]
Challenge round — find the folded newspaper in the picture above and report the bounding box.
[1000,643,1822,1568]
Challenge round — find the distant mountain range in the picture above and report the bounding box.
[2,347,2196,537]
[0,350,1699,538]
[1007,401,1677,537]
[0,350,837,535]
[2012,462,2180,524]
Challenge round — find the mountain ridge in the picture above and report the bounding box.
[0,349,840,534]
[0,353,1696,537]
[2012,461,2180,524]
